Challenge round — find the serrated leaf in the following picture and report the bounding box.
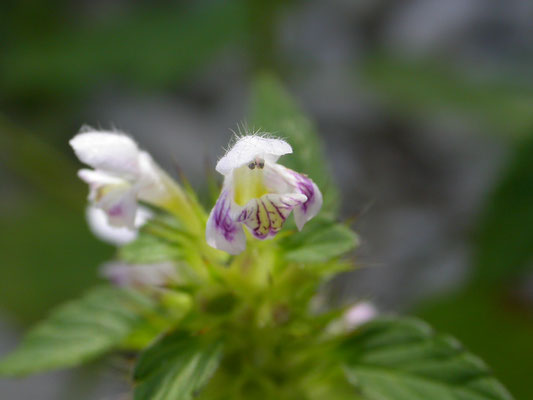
[473,136,533,285]
[119,232,182,264]
[134,331,222,400]
[416,290,533,400]
[0,286,156,376]
[280,218,358,262]
[340,317,513,400]
[250,73,339,215]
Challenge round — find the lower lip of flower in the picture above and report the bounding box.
[108,204,123,217]
[213,191,239,242]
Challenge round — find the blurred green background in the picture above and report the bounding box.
[1,0,533,398]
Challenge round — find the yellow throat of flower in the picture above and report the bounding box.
[232,164,269,206]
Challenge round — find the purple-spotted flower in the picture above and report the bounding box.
[206,134,323,254]
[85,205,153,246]
[70,128,171,229]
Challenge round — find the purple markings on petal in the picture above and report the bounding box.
[239,194,305,240]
[206,190,246,254]
[291,172,316,213]
[212,191,239,242]
[290,171,322,230]
[108,204,123,217]
[237,207,251,223]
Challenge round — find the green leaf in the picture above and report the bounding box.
[416,290,533,400]
[250,73,339,214]
[0,286,156,376]
[134,331,222,400]
[119,232,182,264]
[340,317,513,400]
[280,218,358,263]
[363,55,533,138]
[472,136,533,285]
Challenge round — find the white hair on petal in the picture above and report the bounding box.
[215,129,292,176]
[223,122,287,154]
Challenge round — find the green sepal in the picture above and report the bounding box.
[280,217,358,263]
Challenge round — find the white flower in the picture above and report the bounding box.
[86,205,152,246]
[326,301,378,335]
[206,134,323,254]
[70,128,170,229]
[343,301,378,330]
[100,261,178,287]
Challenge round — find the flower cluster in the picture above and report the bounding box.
[1,121,507,400]
[71,129,322,255]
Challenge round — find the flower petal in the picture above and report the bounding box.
[292,174,323,231]
[100,261,177,287]
[326,302,378,336]
[136,151,171,205]
[263,164,323,230]
[78,169,125,201]
[237,193,307,239]
[70,129,141,178]
[216,135,292,176]
[96,185,138,228]
[86,205,152,245]
[343,302,378,331]
[79,168,139,228]
[206,189,246,254]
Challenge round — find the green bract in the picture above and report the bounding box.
[0,75,513,400]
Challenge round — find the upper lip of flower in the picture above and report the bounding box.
[70,129,143,179]
[70,128,166,230]
[215,135,293,176]
[206,134,323,255]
